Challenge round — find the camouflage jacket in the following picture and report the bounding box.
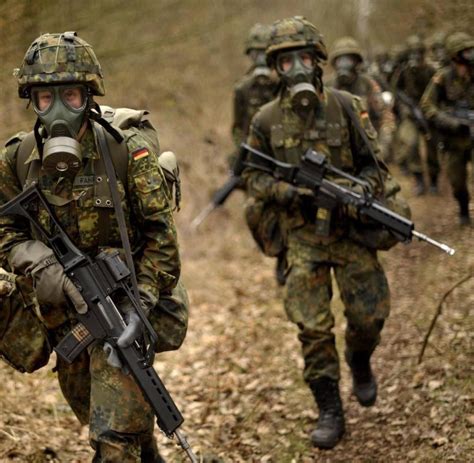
[326,73,395,134]
[421,65,474,150]
[392,62,435,103]
[243,87,385,245]
[232,67,279,148]
[0,122,180,302]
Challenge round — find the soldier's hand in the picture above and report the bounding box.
[117,311,144,348]
[9,240,87,314]
[271,181,312,206]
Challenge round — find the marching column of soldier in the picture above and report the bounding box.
[0,14,471,462]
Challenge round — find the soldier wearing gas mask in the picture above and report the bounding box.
[421,32,474,225]
[243,17,391,450]
[427,31,450,71]
[327,36,395,161]
[392,35,439,195]
[231,23,279,150]
[0,32,185,462]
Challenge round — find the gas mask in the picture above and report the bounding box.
[276,48,320,114]
[334,55,358,87]
[249,49,272,82]
[459,47,474,67]
[432,46,447,65]
[407,51,423,68]
[31,84,88,177]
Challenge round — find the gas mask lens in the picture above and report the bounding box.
[32,88,54,114]
[334,55,357,72]
[461,48,474,63]
[59,86,86,111]
[276,50,316,74]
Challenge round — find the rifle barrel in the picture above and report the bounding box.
[412,230,456,255]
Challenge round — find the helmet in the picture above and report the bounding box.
[445,32,474,58]
[329,36,364,65]
[245,23,271,54]
[406,35,426,53]
[17,31,105,99]
[266,16,327,65]
[428,31,447,49]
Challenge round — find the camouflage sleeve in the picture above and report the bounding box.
[349,96,387,195]
[0,135,31,266]
[241,110,277,201]
[368,77,395,134]
[420,70,444,121]
[232,85,247,149]
[126,134,180,300]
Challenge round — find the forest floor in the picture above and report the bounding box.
[0,166,472,463]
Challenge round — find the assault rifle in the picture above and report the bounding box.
[450,102,474,140]
[190,147,247,230]
[241,143,455,255]
[394,89,430,134]
[0,185,198,463]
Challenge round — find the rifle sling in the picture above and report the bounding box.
[331,89,385,195]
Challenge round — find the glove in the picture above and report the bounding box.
[118,288,157,348]
[334,179,372,220]
[9,240,87,314]
[435,113,464,134]
[271,181,310,207]
[103,288,157,372]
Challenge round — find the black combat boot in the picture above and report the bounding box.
[309,377,345,449]
[275,250,288,286]
[413,173,425,196]
[458,193,471,226]
[429,174,439,194]
[346,350,377,407]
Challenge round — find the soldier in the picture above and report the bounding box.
[327,36,395,161]
[243,17,391,449]
[231,23,279,151]
[427,31,450,71]
[0,32,188,462]
[392,35,439,194]
[421,32,474,225]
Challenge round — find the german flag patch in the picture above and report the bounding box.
[132,147,149,161]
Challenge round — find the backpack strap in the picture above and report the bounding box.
[325,89,348,169]
[15,131,37,188]
[330,88,385,194]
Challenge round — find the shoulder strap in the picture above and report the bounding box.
[94,123,158,362]
[16,132,37,188]
[330,88,385,194]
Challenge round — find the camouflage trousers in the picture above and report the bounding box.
[395,117,439,177]
[445,148,472,201]
[284,234,390,383]
[0,278,189,462]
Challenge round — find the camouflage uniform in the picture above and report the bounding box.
[245,88,390,384]
[0,33,186,462]
[392,36,438,193]
[243,17,391,449]
[231,24,279,151]
[327,37,395,161]
[421,32,474,224]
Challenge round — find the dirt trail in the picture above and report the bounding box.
[0,166,472,463]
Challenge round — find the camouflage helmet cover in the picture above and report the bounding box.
[329,36,364,65]
[17,31,105,99]
[245,23,271,54]
[445,32,474,58]
[266,16,328,64]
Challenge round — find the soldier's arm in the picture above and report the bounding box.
[368,77,395,134]
[0,136,32,264]
[420,71,445,121]
[127,135,180,302]
[242,112,277,201]
[232,85,247,148]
